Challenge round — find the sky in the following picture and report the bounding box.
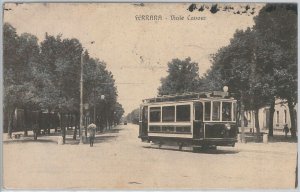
[3,3,263,114]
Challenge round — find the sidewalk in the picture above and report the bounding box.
[2,127,119,145]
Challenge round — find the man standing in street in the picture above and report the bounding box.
[87,123,96,147]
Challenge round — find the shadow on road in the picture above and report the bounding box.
[143,146,239,154]
[93,135,117,144]
[3,138,57,145]
[103,128,122,133]
[268,135,297,143]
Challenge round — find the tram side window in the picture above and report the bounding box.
[149,107,161,122]
[204,102,211,121]
[162,106,175,122]
[176,105,190,122]
[222,102,232,121]
[194,102,203,121]
[212,101,221,121]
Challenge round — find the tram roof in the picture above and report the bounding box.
[142,91,234,104]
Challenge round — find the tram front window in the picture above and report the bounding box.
[194,102,203,121]
[212,101,221,121]
[204,102,211,121]
[222,102,232,121]
[233,103,237,121]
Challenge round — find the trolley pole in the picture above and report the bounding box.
[79,53,84,144]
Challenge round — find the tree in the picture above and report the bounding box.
[158,57,202,95]
[126,108,140,124]
[3,23,124,141]
[83,56,120,131]
[113,102,125,125]
[253,4,297,136]
[3,23,40,138]
[203,4,297,138]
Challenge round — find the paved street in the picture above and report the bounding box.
[3,124,297,189]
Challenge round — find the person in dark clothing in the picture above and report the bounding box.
[283,124,289,138]
[88,123,96,147]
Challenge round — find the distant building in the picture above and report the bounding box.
[244,99,297,132]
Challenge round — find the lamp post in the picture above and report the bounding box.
[78,41,95,144]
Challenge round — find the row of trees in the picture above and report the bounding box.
[202,4,297,136]
[143,4,296,137]
[4,23,124,139]
[126,108,140,124]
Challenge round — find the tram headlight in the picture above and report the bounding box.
[225,123,231,130]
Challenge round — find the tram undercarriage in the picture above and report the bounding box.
[140,136,237,150]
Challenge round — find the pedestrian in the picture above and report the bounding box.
[87,123,96,147]
[33,124,38,140]
[283,124,289,138]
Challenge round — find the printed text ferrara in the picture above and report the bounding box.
[135,15,206,21]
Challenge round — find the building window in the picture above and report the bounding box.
[284,110,287,124]
[176,105,190,122]
[162,106,175,122]
[149,107,161,122]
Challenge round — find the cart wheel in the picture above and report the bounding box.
[158,142,162,148]
[179,143,183,151]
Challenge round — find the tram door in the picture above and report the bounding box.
[139,106,148,137]
[193,102,204,139]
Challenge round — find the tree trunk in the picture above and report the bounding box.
[61,113,66,144]
[24,108,28,136]
[254,108,260,141]
[54,113,58,133]
[73,113,76,140]
[269,98,275,137]
[7,108,15,139]
[73,124,77,140]
[254,108,260,133]
[38,111,43,136]
[288,99,296,138]
[47,111,51,134]
[240,95,245,143]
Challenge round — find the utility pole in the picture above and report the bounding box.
[79,53,84,144]
[94,83,96,124]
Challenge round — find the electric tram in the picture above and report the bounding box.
[138,87,238,150]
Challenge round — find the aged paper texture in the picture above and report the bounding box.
[2,2,298,190]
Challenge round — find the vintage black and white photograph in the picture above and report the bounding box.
[2,2,298,190]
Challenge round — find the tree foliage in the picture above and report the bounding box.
[3,22,124,136]
[158,57,202,95]
[202,3,297,135]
